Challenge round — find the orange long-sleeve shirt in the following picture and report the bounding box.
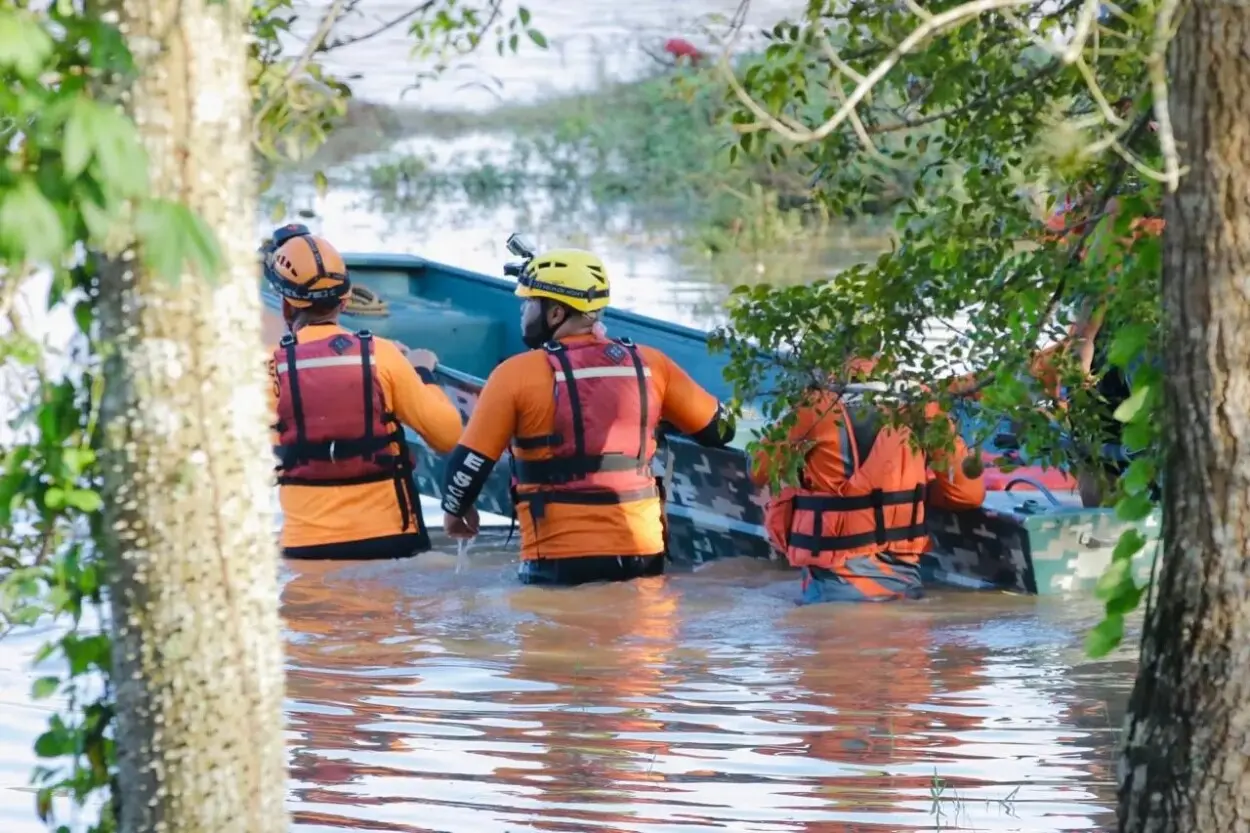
[266,322,464,548]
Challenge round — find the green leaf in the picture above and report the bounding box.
[313,170,328,197]
[92,104,150,197]
[43,487,66,510]
[30,676,60,701]
[1112,528,1146,561]
[73,300,93,335]
[518,6,531,25]
[61,98,97,179]
[1123,419,1153,451]
[1121,458,1155,496]
[0,179,66,264]
[1085,613,1124,658]
[62,448,96,477]
[78,200,119,245]
[527,28,548,48]
[135,199,223,283]
[0,10,53,78]
[1116,492,1154,523]
[1108,323,1153,369]
[1113,383,1151,424]
[33,727,72,758]
[1094,558,1130,600]
[1106,583,1144,616]
[63,489,102,513]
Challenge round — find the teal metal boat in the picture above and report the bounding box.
[261,250,1161,596]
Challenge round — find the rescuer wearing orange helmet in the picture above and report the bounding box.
[263,224,464,560]
[438,246,737,586]
[753,358,986,604]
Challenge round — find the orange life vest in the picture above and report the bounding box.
[510,337,664,545]
[764,400,930,567]
[1042,193,1165,250]
[273,329,421,532]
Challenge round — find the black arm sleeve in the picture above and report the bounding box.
[686,401,736,448]
[440,444,498,516]
[415,366,436,385]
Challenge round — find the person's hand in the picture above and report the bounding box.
[407,348,438,372]
[591,321,608,339]
[444,505,480,539]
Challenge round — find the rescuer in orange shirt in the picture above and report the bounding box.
[263,224,464,560]
[438,246,737,586]
[753,361,986,604]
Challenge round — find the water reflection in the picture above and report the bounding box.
[276,543,1126,833]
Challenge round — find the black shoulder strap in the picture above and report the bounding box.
[283,337,307,446]
[622,341,648,467]
[359,331,375,443]
[549,347,586,458]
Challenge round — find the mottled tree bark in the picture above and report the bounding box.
[95,1,288,832]
[1116,1,1250,831]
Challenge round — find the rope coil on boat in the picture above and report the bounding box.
[345,285,389,317]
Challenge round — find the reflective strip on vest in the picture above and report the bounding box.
[554,366,653,383]
[275,355,365,374]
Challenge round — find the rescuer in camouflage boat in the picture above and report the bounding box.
[753,359,986,603]
[438,247,736,586]
[1040,176,1164,509]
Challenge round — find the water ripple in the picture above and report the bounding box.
[277,555,1125,833]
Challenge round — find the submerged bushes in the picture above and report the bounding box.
[362,63,903,265]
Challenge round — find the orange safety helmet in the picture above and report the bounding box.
[262,224,351,308]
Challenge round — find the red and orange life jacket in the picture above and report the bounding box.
[764,400,930,568]
[1042,192,1165,250]
[273,329,421,532]
[510,337,664,537]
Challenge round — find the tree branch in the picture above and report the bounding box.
[862,62,1056,135]
[720,0,1184,193]
[323,1,435,51]
[252,0,350,133]
[718,0,1041,145]
[1147,0,1184,192]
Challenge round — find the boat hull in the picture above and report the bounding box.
[261,252,1161,595]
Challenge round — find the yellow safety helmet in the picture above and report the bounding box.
[514,248,610,313]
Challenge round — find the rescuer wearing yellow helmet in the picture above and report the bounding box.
[512,248,612,347]
[439,246,737,586]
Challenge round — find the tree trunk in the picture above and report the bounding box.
[1116,2,1250,831]
[95,1,288,831]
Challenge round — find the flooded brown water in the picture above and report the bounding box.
[0,526,1137,832]
[276,531,1132,833]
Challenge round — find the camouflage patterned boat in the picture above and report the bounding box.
[260,249,1160,596]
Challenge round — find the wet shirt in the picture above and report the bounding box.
[458,334,722,559]
[748,390,986,512]
[267,323,463,548]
